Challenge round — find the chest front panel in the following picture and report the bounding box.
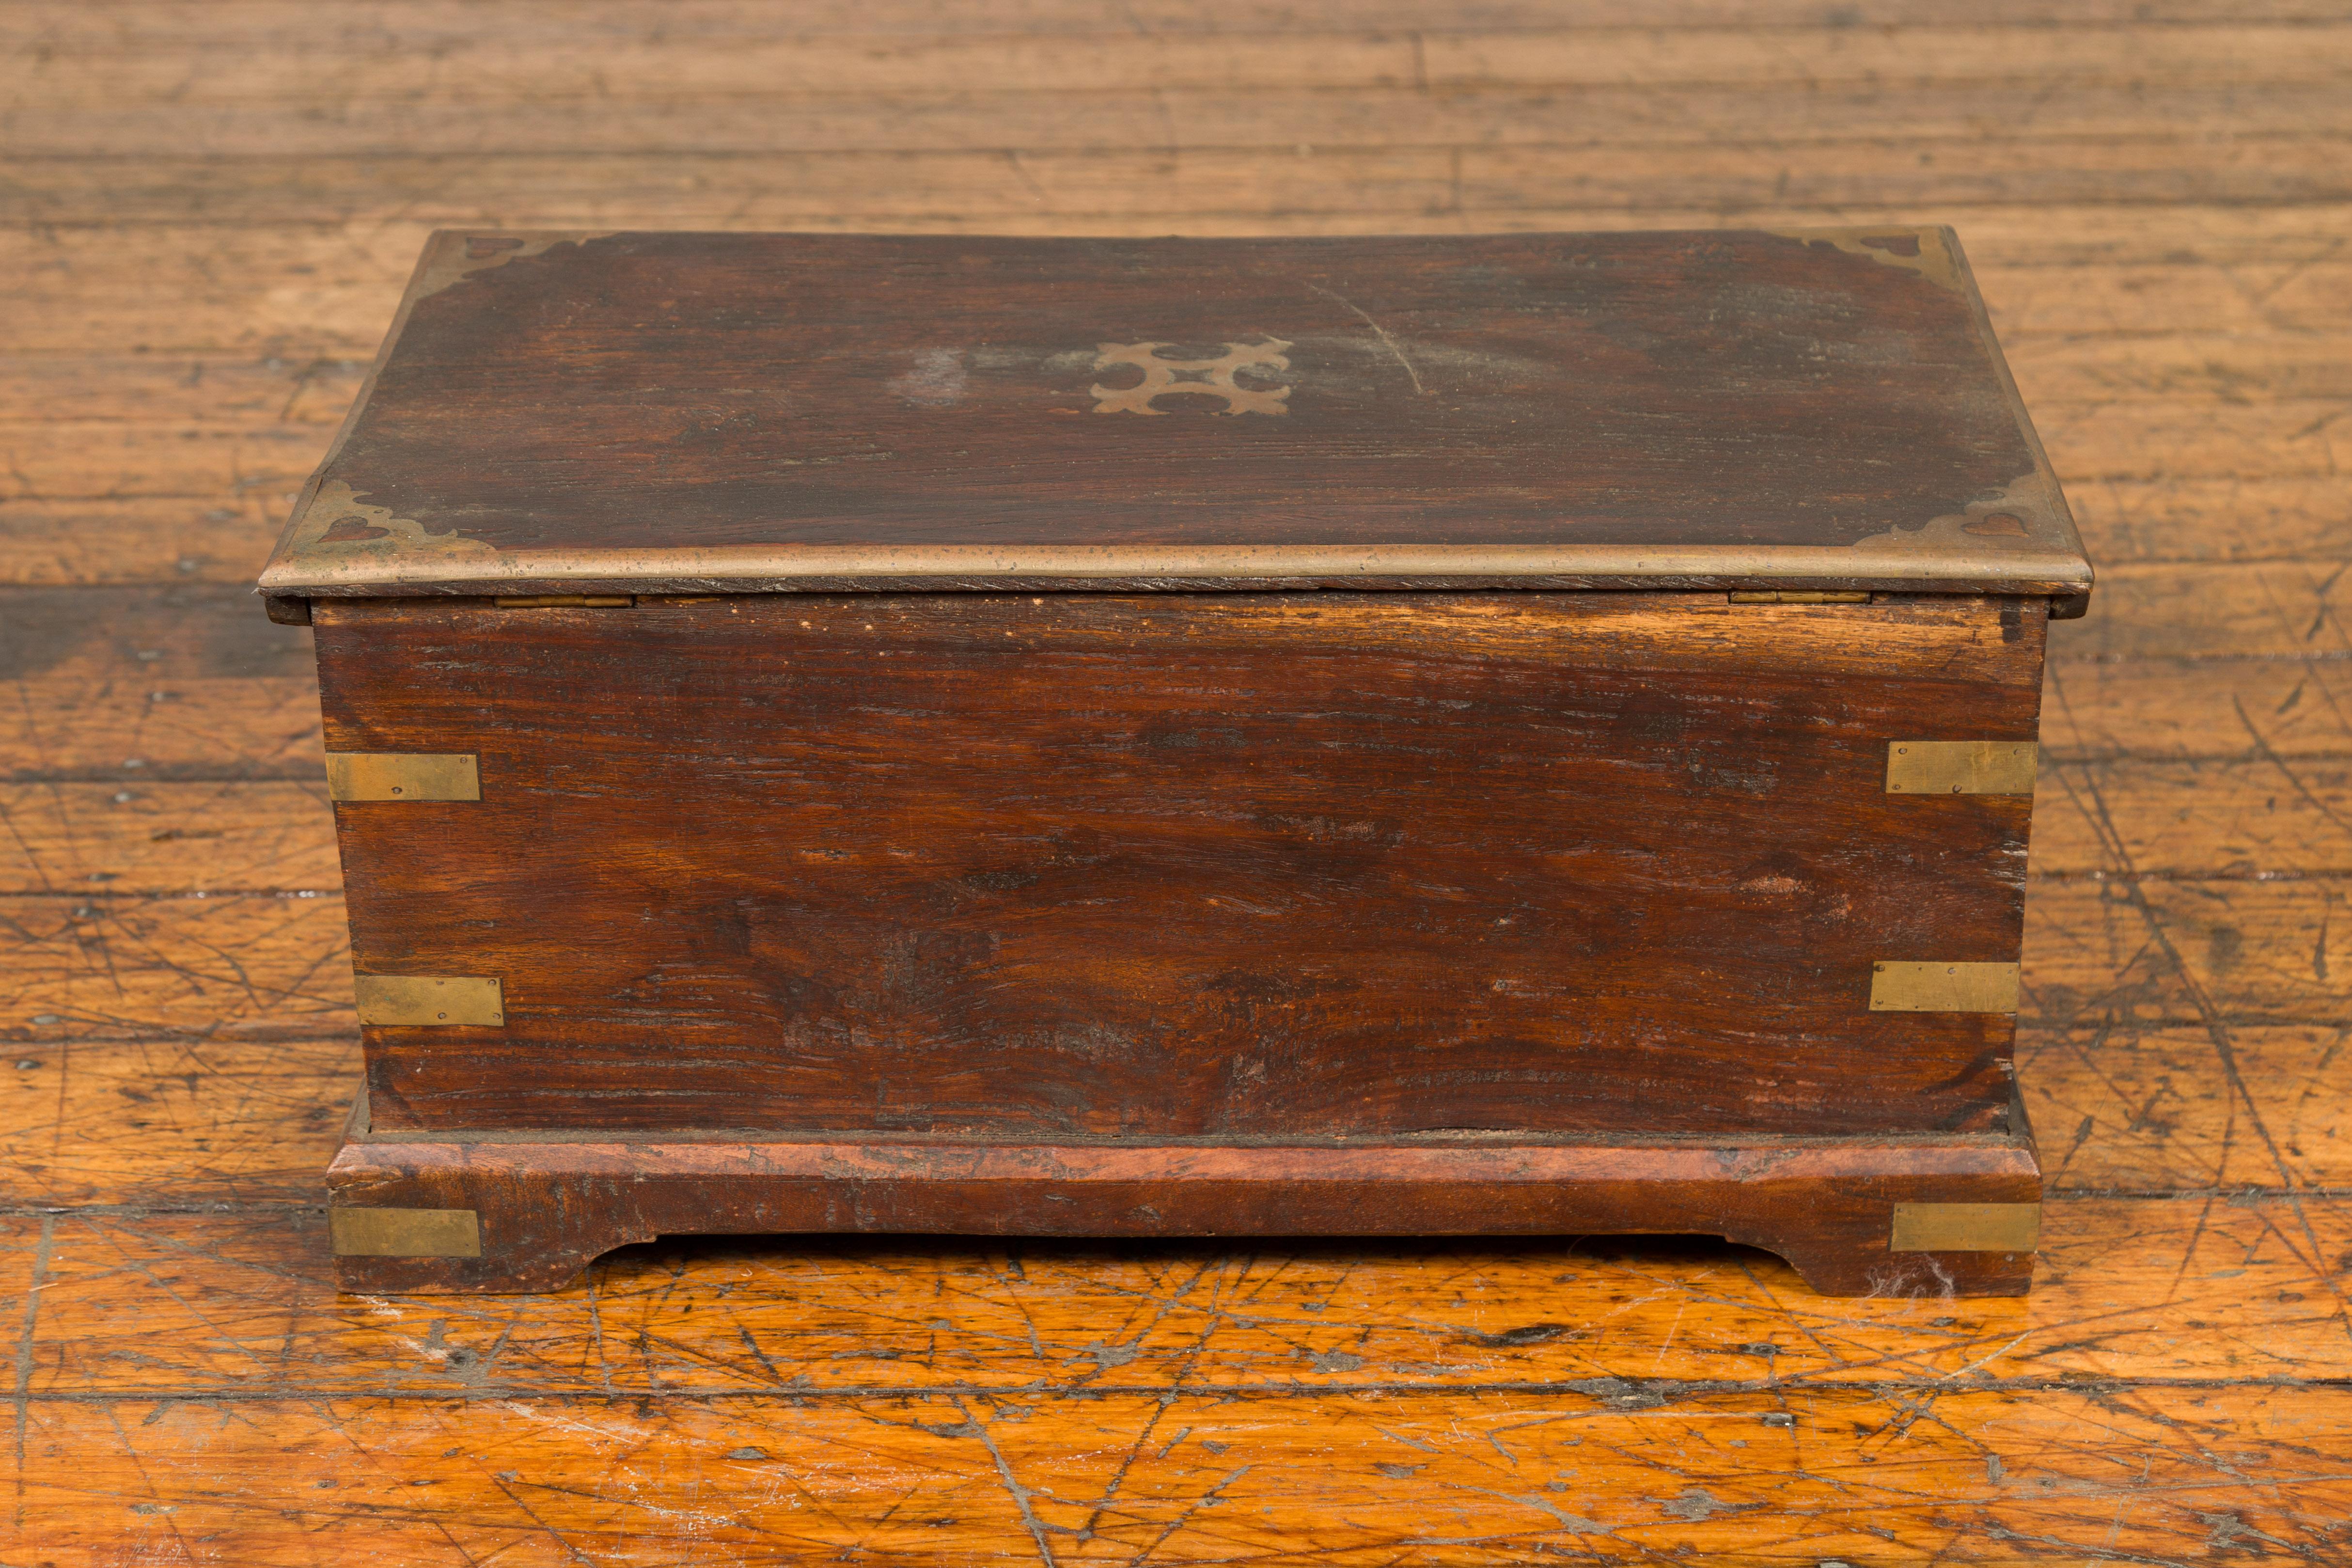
[316,591,2043,1143]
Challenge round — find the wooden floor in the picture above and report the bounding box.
[5,1,2351,1561]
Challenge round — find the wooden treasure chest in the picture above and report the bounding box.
[258,228,2091,1296]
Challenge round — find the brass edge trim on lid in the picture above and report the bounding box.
[1764,225,1964,292]
[1889,1202,2041,1254]
[256,232,619,595]
[1944,226,2094,607]
[259,540,2098,596]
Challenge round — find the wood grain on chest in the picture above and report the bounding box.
[317,591,2043,1142]
[258,228,2091,605]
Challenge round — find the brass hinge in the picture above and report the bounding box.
[1886,741,2038,795]
[1889,1202,2040,1254]
[325,752,480,802]
[354,974,505,1027]
[495,595,634,608]
[1869,961,2020,1014]
[1727,591,1869,604]
[331,1207,484,1258]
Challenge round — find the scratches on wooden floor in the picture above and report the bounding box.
[4,0,2352,1559]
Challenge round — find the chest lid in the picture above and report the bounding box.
[259,228,2089,610]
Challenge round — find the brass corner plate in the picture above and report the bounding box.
[1890,1202,2041,1254]
[1886,740,2038,795]
[326,753,480,802]
[354,974,505,1027]
[330,1207,484,1259]
[1869,961,2020,1014]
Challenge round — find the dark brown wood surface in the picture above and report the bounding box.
[299,230,2048,553]
[6,0,2351,1559]
[320,592,2041,1140]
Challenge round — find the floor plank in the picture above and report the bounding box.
[13,1198,2347,1396]
[8,223,2352,354]
[0,782,338,896]
[2022,1023,2351,1192]
[12,79,2352,160]
[0,1036,355,1208]
[2044,658,2352,763]
[12,0,2349,41]
[0,893,355,1043]
[0,586,320,784]
[5,0,2348,1557]
[13,1386,2352,1563]
[14,21,2349,108]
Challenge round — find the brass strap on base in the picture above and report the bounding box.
[1890,1202,2040,1253]
[330,1207,484,1258]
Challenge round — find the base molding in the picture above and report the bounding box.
[328,1110,2041,1297]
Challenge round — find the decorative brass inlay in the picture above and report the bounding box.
[325,753,480,802]
[1091,338,1292,415]
[1889,1202,2041,1254]
[261,228,2092,604]
[330,1207,484,1259]
[1869,961,2020,1014]
[408,231,616,301]
[1768,226,1964,292]
[1886,741,2038,796]
[1849,469,2080,568]
[287,479,501,570]
[1728,590,1869,604]
[354,975,506,1028]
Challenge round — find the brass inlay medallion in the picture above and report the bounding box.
[1091,338,1292,415]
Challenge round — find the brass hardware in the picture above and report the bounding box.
[1886,741,2038,796]
[324,753,480,802]
[1091,338,1292,416]
[266,538,2092,599]
[1889,1202,2041,1254]
[354,974,505,1027]
[1869,961,2020,1014]
[1768,226,1965,293]
[330,1207,484,1259]
[1727,591,1869,604]
[495,595,633,608]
